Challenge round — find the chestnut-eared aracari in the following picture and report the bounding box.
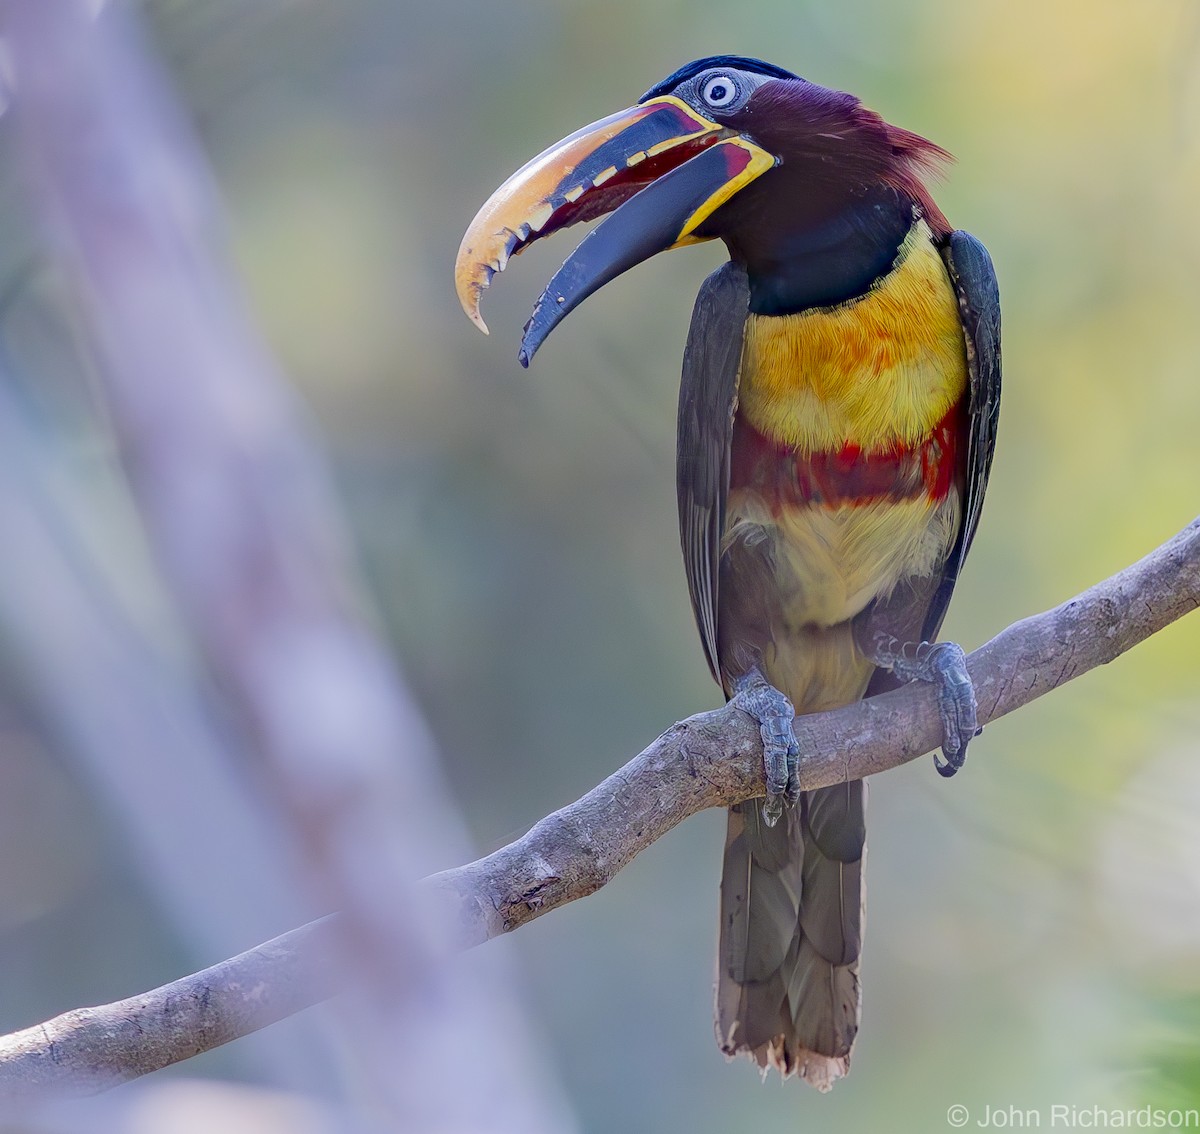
[454,56,1000,1091]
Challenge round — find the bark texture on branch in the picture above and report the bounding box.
[1,517,1196,1101]
[0,919,340,1103]
[430,516,1200,946]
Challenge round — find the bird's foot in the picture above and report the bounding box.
[870,637,979,777]
[731,668,800,826]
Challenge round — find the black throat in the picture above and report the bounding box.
[720,185,918,316]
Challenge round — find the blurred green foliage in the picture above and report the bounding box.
[1141,993,1200,1112]
[1,0,1200,1128]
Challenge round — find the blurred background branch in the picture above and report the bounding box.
[3,1,572,1129]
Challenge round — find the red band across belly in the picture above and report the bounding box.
[729,400,963,510]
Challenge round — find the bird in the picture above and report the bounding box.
[454,55,1000,1092]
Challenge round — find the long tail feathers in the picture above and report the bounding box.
[716,782,866,1091]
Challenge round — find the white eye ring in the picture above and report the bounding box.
[701,74,739,109]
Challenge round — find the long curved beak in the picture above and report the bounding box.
[454,95,774,364]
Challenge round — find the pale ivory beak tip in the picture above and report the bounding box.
[455,270,492,335]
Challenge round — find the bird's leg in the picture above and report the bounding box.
[867,636,979,777]
[730,667,801,826]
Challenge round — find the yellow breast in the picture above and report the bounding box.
[738,220,968,455]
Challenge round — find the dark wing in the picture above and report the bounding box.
[676,262,750,684]
[922,230,1001,641]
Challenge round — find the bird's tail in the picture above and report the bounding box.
[715,780,866,1091]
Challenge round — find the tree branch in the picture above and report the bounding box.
[430,515,1200,945]
[2,517,1196,1100]
[0,919,340,1103]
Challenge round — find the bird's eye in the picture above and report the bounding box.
[700,74,739,109]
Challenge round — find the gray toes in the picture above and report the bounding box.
[928,642,977,776]
[732,673,800,824]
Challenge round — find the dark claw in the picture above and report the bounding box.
[785,741,801,804]
[933,749,964,778]
[731,670,800,827]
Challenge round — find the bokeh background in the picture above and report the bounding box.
[2,0,1200,1129]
